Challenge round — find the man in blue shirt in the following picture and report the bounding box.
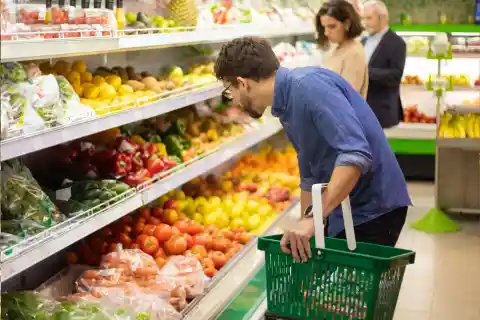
[214,37,411,262]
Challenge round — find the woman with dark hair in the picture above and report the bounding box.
[316,0,368,98]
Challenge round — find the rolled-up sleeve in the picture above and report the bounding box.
[298,153,316,191]
[304,81,373,175]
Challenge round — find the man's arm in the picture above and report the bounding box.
[307,79,373,217]
[368,36,406,87]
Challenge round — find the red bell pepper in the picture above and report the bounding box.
[116,137,139,155]
[162,156,179,170]
[93,148,117,177]
[132,151,144,171]
[146,155,165,176]
[144,142,157,155]
[123,168,151,187]
[114,152,132,176]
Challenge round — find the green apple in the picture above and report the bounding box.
[258,204,272,217]
[193,212,204,224]
[231,203,244,218]
[230,218,245,229]
[215,214,230,229]
[246,200,260,214]
[168,66,184,79]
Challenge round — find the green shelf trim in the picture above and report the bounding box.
[391,24,480,33]
[388,139,436,155]
[217,265,267,320]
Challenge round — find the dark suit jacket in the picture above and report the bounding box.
[362,30,406,128]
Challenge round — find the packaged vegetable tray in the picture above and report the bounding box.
[258,184,416,320]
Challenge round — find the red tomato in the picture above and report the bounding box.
[201,257,215,269]
[171,226,180,235]
[123,225,132,234]
[140,236,159,255]
[153,224,173,242]
[118,233,132,247]
[148,217,162,225]
[191,245,208,258]
[212,236,232,253]
[204,267,217,278]
[134,221,145,234]
[136,234,148,245]
[100,227,113,238]
[155,256,167,268]
[231,227,247,234]
[143,224,156,236]
[186,234,194,249]
[154,247,166,258]
[210,251,228,269]
[151,207,163,218]
[129,243,141,250]
[138,207,151,220]
[206,225,218,234]
[174,220,190,234]
[121,215,133,225]
[193,233,213,250]
[187,222,205,235]
[164,235,188,255]
[221,229,235,240]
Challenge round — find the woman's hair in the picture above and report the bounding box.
[315,0,364,49]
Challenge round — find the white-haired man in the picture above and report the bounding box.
[362,0,406,128]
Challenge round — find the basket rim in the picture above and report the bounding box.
[258,234,416,263]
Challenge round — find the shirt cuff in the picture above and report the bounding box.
[335,152,372,175]
[300,177,316,192]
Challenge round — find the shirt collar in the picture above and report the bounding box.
[369,26,389,40]
[271,66,289,118]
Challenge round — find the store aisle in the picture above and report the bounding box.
[394,183,480,320]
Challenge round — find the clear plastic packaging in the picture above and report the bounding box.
[1,159,65,227]
[160,255,206,299]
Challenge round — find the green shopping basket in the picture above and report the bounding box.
[258,184,416,320]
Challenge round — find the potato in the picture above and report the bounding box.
[126,80,145,91]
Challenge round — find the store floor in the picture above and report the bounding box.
[221,182,480,320]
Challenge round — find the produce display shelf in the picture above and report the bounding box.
[384,123,436,140]
[391,24,480,34]
[0,117,283,282]
[0,25,315,62]
[437,138,480,151]
[182,202,299,320]
[0,82,223,161]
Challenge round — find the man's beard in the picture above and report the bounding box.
[241,96,263,119]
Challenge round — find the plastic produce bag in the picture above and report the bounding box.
[1,291,57,320]
[1,159,65,227]
[56,75,96,124]
[67,179,132,211]
[14,74,64,127]
[0,62,28,84]
[160,255,206,299]
[0,83,46,137]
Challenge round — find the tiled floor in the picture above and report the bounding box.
[394,183,480,320]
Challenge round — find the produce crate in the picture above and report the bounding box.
[258,235,415,320]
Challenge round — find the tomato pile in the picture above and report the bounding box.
[69,203,253,278]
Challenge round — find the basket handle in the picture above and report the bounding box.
[311,183,357,251]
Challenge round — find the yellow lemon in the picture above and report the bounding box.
[80,71,93,84]
[92,75,106,86]
[84,86,100,99]
[67,71,81,86]
[106,75,122,89]
[98,84,117,100]
[117,84,134,95]
[72,83,83,97]
[54,60,70,75]
[72,60,87,73]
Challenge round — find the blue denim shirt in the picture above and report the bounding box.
[272,67,412,236]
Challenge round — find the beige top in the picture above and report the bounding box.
[324,41,369,99]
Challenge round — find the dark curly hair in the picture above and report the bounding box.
[214,37,280,87]
[315,0,363,49]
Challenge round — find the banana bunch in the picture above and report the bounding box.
[439,112,480,138]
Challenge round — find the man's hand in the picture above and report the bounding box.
[280,217,315,263]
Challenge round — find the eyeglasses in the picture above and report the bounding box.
[222,84,232,101]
